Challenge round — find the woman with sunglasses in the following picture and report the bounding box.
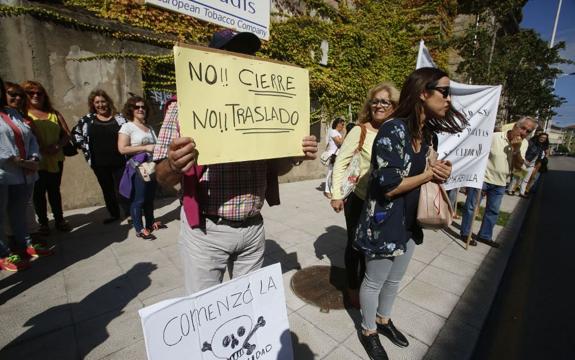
[355,68,467,360]
[72,90,128,224]
[0,77,50,271]
[118,96,164,240]
[330,82,399,309]
[21,80,72,234]
[5,82,42,237]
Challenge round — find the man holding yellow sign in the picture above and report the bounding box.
[154,29,318,294]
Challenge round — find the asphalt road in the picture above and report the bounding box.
[472,156,575,359]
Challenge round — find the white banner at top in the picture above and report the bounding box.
[416,40,502,190]
[145,0,270,40]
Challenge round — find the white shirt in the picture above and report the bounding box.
[326,128,343,155]
[119,122,157,146]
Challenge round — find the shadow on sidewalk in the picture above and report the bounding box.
[278,330,314,360]
[0,262,156,358]
[263,239,302,273]
[0,197,180,306]
[0,206,131,306]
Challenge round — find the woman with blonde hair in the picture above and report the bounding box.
[330,82,400,308]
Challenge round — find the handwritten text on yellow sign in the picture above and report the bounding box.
[174,45,310,165]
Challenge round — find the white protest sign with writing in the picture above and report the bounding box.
[144,0,270,40]
[416,40,502,190]
[139,263,293,360]
[174,44,310,165]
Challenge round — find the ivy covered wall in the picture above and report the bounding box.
[1,0,458,123]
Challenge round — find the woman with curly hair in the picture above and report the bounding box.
[72,89,128,223]
[118,96,165,240]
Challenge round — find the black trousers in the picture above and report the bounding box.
[92,165,128,218]
[343,192,366,290]
[34,161,64,225]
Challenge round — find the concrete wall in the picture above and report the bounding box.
[0,9,166,209]
[0,4,328,209]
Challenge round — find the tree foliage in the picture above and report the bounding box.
[453,0,572,122]
[2,0,457,123]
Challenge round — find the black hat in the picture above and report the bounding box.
[209,29,261,55]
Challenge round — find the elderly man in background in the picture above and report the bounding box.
[153,29,318,294]
[460,116,538,248]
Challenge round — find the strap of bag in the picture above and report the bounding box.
[0,111,27,159]
[55,111,72,143]
[355,124,367,153]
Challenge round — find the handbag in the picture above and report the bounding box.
[340,125,367,199]
[62,141,78,157]
[137,161,156,182]
[55,112,78,157]
[416,148,453,229]
[320,150,332,166]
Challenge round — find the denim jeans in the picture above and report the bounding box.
[0,184,33,257]
[460,182,505,241]
[130,174,156,233]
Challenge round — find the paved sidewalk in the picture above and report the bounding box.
[0,179,522,359]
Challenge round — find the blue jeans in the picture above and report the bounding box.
[460,183,505,241]
[0,184,34,257]
[130,175,156,233]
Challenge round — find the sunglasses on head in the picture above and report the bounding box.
[370,98,392,108]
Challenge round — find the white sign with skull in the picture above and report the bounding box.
[139,263,293,360]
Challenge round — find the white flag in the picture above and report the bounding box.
[416,40,502,190]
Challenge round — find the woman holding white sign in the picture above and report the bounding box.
[330,82,399,309]
[355,68,467,360]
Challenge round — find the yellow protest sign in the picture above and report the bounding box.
[174,45,310,165]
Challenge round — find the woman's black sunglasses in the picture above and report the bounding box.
[427,85,450,99]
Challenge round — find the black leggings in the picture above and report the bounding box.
[34,161,64,224]
[344,192,366,289]
[92,165,129,218]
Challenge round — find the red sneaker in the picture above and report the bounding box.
[0,254,30,272]
[26,243,55,258]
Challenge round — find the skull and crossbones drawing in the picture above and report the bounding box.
[201,315,266,360]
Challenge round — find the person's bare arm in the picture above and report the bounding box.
[156,137,198,187]
[510,136,525,170]
[117,133,154,155]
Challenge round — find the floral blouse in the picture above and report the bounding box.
[72,112,126,166]
[355,118,423,258]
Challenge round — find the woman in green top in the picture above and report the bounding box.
[22,81,71,234]
[330,82,399,308]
